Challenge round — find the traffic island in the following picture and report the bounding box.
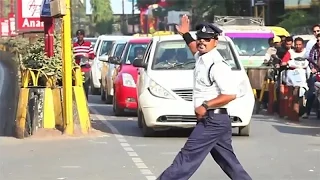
[15,67,92,139]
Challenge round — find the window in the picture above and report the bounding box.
[121,43,149,64]
[231,38,270,56]
[114,43,126,57]
[143,41,153,63]
[99,40,114,56]
[151,40,240,70]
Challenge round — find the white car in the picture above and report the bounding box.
[99,39,129,103]
[133,33,255,137]
[90,35,131,95]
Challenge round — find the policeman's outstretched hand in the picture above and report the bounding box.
[195,106,207,119]
[175,14,190,35]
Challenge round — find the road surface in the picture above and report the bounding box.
[1,95,320,180]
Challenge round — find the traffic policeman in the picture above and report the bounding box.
[157,15,252,180]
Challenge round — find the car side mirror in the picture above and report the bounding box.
[98,55,109,62]
[133,58,147,68]
[109,56,121,65]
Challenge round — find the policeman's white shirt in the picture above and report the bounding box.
[304,38,316,58]
[193,48,237,108]
[289,48,306,59]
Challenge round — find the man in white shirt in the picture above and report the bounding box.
[289,37,306,59]
[157,15,252,180]
[305,24,320,58]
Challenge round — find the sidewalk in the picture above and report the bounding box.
[0,122,146,180]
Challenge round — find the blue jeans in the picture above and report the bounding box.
[306,76,317,115]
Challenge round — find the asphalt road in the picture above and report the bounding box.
[1,94,320,180]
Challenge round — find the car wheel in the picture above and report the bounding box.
[238,123,250,136]
[90,77,100,95]
[100,86,106,101]
[141,111,155,137]
[113,92,124,116]
[105,90,113,104]
[137,108,143,128]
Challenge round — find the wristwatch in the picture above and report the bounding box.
[201,101,209,110]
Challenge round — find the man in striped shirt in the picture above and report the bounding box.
[73,29,95,99]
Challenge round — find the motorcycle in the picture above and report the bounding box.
[285,57,310,116]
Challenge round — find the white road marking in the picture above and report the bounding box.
[90,107,157,180]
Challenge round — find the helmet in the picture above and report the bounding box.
[76,29,85,36]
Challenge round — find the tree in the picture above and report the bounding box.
[277,10,316,33]
[91,0,114,34]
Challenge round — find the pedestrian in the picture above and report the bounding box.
[73,29,95,99]
[157,15,252,180]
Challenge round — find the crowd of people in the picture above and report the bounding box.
[264,24,320,119]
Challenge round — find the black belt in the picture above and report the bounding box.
[207,108,228,115]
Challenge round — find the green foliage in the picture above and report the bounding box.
[21,34,68,80]
[90,0,114,35]
[91,0,113,23]
[277,10,317,33]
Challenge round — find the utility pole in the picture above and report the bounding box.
[132,0,135,33]
[122,0,125,34]
[62,0,74,135]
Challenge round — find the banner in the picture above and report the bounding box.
[8,13,17,36]
[16,0,44,32]
[0,18,9,37]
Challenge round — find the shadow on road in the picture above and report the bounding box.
[0,51,19,137]
[272,124,320,136]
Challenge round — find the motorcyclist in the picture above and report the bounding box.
[264,36,281,65]
[302,33,320,119]
[289,37,306,59]
[72,29,95,99]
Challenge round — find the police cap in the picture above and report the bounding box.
[195,22,222,39]
[76,29,85,36]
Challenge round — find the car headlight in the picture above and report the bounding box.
[122,73,136,87]
[148,80,175,99]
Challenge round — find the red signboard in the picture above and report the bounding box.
[0,18,10,37]
[16,0,44,32]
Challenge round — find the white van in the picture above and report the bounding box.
[133,33,255,137]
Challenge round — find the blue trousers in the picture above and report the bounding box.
[157,110,252,180]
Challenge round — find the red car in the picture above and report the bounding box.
[112,38,151,115]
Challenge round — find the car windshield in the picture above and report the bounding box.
[122,43,148,64]
[99,40,114,56]
[151,40,240,70]
[114,43,126,57]
[230,37,270,56]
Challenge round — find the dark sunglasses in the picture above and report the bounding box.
[314,30,320,33]
[196,37,212,42]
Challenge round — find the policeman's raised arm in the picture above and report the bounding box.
[175,15,197,55]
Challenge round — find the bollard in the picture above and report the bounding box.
[267,81,275,114]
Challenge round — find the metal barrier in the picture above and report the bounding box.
[15,66,91,139]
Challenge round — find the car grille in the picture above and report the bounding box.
[172,89,193,101]
[157,115,197,122]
